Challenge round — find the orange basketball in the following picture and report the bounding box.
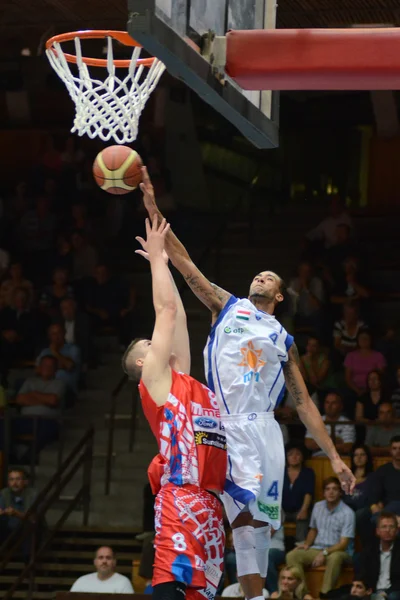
[92,145,143,195]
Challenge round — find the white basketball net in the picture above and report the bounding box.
[46,35,166,144]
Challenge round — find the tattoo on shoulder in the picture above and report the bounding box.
[211,283,231,305]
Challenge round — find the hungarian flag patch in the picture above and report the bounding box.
[236,309,251,321]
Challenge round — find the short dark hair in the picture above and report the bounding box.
[377,511,398,528]
[322,476,341,491]
[285,442,307,462]
[39,354,58,367]
[122,338,146,382]
[391,435,400,445]
[95,545,115,558]
[8,467,27,479]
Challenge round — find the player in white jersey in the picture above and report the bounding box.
[139,167,355,600]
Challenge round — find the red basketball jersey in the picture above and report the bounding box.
[139,370,227,495]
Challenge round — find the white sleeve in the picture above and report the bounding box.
[120,576,134,593]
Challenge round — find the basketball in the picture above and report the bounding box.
[92,146,143,195]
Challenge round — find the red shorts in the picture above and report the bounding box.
[153,483,225,600]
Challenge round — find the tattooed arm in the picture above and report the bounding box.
[283,343,356,494]
[139,166,232,319]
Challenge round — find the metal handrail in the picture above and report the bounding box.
[0,426,94,599]
[2,412,92,487]
[104,374,128,495]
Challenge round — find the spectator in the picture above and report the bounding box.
[391,366,400,418]
[339,579,372,600]
[6,181,30,229]
[368,436,400,522]
[39,267,74,318]
[331,257,370,306]
[283,444,315,542]
[333,302,368,356]
[266,522,286,594]
[68,203,93,240]
[0,468,37,557]
[299,337,331,399]
[286,477,355,596]
[0,261,33,308]
[0,287,46,383]
[70,546,134,593]
[359,512,400,600]
[324,223,358,283]
[270,565,312,600]
[345,331,386,399]
[305,392,355,456]
[37,323,81,396]
[0,245,9,280]
[306,195,352,249]
[71,230,98,281]
[18,196,57,253]
[85,264,126,332]
[365,404,400,456]
[14,355,65,453]
[356,371,386,423]
[52,234,74,273]
[342,444,374,537]
[60,298,93,369]
[288,262,325,333]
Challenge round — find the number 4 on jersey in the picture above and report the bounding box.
[267,480,279,502]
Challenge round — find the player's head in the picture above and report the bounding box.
[248,271,285,307]
[94,546,116,578]
[122,338,151,382]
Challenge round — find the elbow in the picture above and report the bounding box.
[156,302,178,320]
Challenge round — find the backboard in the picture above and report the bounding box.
[127,0,279,149]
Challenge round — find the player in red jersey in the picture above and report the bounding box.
[122,216,227,600]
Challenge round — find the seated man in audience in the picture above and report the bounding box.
[0,468,37,556]
[14,355,65,453]
[286,477,355,598]
[70,546,134,593]
[368,436,400,521]
[60,298,93,370]
[306,195,353,250]
[365,404,400,456]
[359,512,400,600]
[288,261,325,334]
[0,287,47,384]
[333,302,367,357]
[347,579,373,600]
[37,323,81,396]
[85,263,127,333]
[305,392,355,456]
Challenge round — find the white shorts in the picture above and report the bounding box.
[221,412,285,529]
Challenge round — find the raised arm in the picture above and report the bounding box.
[136,239,191,375]
[141,217,176,406]
[139,167,232,320]
[283,343,355,494]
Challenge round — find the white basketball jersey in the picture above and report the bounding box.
[204,296,294,416]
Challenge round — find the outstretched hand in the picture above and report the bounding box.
[331,457,356,495]
[139,166,158,217]
[138,215,170,260]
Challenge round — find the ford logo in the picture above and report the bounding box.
[195,417,218,429]
[248,413,257,421]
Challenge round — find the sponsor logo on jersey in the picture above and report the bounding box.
[194,417,218,429]
[195,431,227,450]
[236,309,251,321]
[191,402,220,418]
[257,500,280,520]
[256,313,262,321]
[248,412,257,421]
[238,341,266,384]
[224,326,248,335]
[254,473,263,482]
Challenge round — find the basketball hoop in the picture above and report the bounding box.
[45,30,166,144]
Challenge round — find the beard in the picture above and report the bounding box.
[249,291,274,302]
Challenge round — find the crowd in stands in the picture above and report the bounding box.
[1,133,400,599]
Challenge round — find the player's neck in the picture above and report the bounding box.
[249,296,275,314]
